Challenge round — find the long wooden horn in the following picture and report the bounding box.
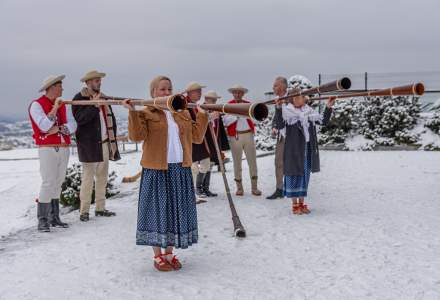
[61,94,187,113]
[264,77,352,105]
[307,83,425,101]
[188,102,269,121]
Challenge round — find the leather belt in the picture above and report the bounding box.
[236,129,252,134]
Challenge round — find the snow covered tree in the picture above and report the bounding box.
[358,96,421,146]
[60,163,119,209]
[318,98,360,145]
[255,108,276,151]
[424,111,440,134]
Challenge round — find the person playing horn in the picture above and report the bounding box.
[222,84,261,196]
[122,76,208,272]
[201,90,230,198]
[72,70,121,222]
[266,76,288,200]
[29,75,77,231]
[273,81,336,215]
[184,82,212,201]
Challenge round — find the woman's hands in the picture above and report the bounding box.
[122,99,135,111]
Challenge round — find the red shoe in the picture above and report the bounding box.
[165,252,182,270]
[292,203,303,215]
[301,203,311,214]
[154,255,173,272]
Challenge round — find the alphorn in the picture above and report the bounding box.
[62,95,270,121]
[187,102,269,121]
[61,94,187,113]
[264,77,352,105]
[307,83,425,101]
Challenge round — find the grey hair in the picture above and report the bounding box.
[274,76,288,87]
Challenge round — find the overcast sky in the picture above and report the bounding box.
[1,0,439,119]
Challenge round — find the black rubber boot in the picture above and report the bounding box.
[49,199,69,228]
[80,213,89,222]
[196,173,207,198]
[266,189,284,200]
[37,202,51,232]
[95,210,116,217]
[203,172,217,197]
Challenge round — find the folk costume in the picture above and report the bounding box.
[72,70,120,221]
[222,85,261,196]
[29,75,77,231]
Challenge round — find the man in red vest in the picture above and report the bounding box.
[29,75,77,232]
[222,84,261,196]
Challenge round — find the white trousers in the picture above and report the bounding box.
[80,144,109,214]
[191,157,211,183]
[38,147,70,203]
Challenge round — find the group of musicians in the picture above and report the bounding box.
[29,70,336,271]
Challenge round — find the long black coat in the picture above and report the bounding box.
[274,106,332,176]
[72,92,121,163]
[189,108,229,164]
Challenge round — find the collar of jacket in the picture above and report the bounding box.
[80,87,108,98]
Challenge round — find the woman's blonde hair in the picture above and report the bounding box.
[149,75,171,98]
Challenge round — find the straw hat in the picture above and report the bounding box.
[80,70,106,82]
[228,84,248,94]
[38,74,65,92]
[204,90,221,99]
[185,82,206,93]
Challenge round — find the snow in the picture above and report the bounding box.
[1,150,440,299]
[344,134,375,151]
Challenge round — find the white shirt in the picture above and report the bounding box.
[29,101,77,143]
[99,109,108,141]
[165,111,183,163]
[223,113,251,131]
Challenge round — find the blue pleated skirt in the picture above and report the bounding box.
[136,163,198,249]
[284,143,312,198]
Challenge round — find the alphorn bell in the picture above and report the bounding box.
[307,83,425,101]
[264,77,352,105]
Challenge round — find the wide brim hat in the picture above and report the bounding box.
[38,74,65,92]
[228,84,248,94]
[204,90,221,99]
[80,70,106,82]
[185,82,206,93]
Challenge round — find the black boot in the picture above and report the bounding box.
[37,202,51,232]
[266,189,284,200]
[203,172,217,197]
[196,173,207,198]
[95,210,116,217]
[80,213,89,222]
[49,199,69,228]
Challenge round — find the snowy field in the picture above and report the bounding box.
[1,149,440,300]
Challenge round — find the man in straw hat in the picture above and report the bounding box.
[200,90,230,197]
[29,74,77,232]
[72,70,120,222]
[222,84,261,196]
[184,82,212,201]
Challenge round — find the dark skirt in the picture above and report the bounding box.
[284,143,312,198]
[136,163,198,249]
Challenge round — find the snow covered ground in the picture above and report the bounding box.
[1,150,440,299]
